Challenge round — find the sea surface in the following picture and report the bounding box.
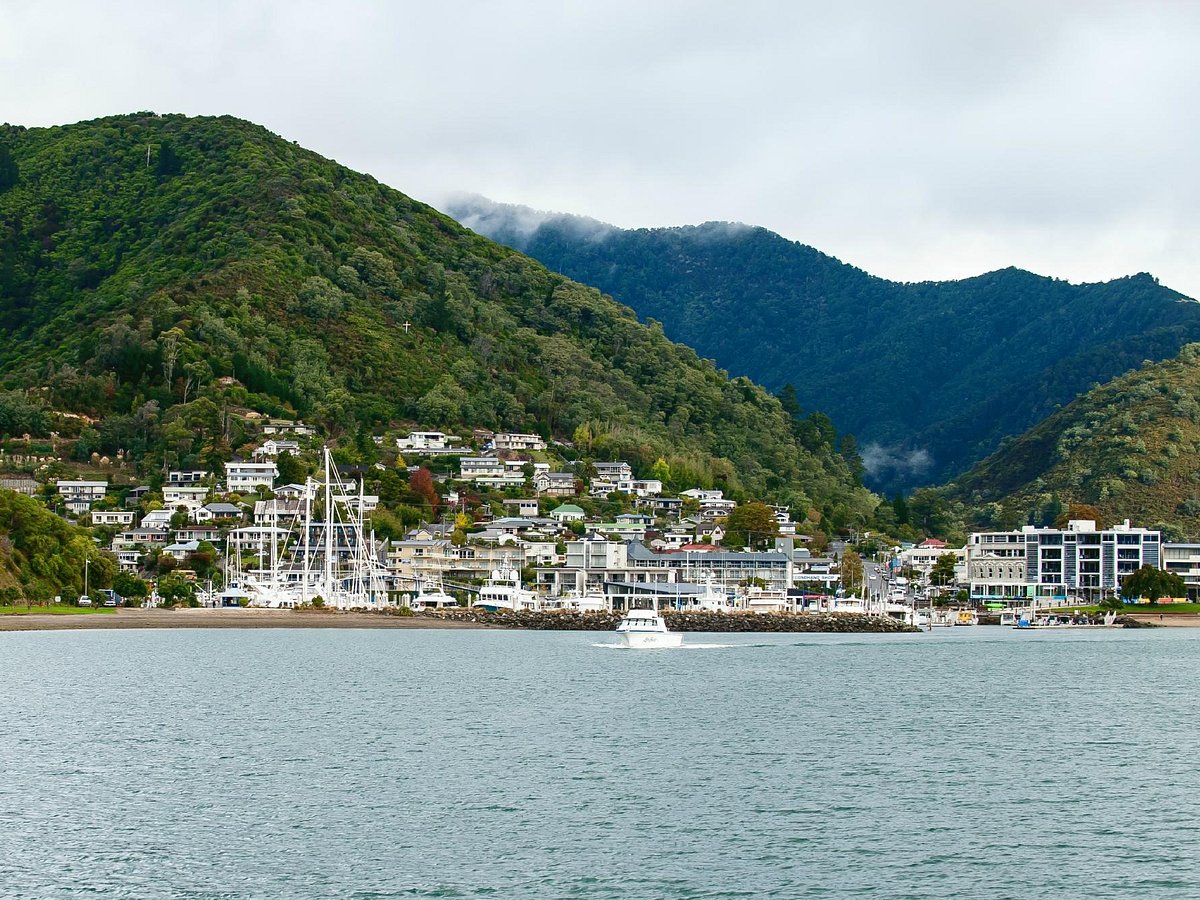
[2,626,1199,898]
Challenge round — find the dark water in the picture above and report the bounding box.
[2,627,1199,898]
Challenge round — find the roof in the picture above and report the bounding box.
[205,503,243,514]
[551,504,585,514]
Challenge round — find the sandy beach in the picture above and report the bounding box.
[1126,613,1200,628]
[0,607,488,632]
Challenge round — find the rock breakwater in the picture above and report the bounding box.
[418,608,919,633]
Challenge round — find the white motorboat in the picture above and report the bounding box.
[615,607,683,649]
[412,578,458,610]
[473,567,540,612]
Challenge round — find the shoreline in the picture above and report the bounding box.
[0,608,490,632]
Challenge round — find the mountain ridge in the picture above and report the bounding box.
[446,195,1199,495]
[0,113,875,520]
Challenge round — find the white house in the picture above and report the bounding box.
[141,509,174,530]
[224,461,278,493]
[631,479,663,498]
[253,439,300,459]
[163,540,201,561]
[504,498,541,517]
[680,488,724,502]
[114,549,142,572]
[193,502,244,523]
[459,457,505,480]
[493,432,547,452]
[56,480,107,501]
[261,419,315,436]
[91,510,136,527]
[163,485,209,508]
[396,431,469,453]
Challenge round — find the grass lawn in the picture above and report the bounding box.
[1045,602,1200,615]
[0,605,118,616]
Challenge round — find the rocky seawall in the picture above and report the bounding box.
[418,608,920,633]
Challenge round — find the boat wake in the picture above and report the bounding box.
[590,642,736,650]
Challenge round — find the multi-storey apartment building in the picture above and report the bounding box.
[967,519,1161,603]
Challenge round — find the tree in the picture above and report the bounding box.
[276,451,305,486]
[929,553,958,591]
[0,142,17,192]
[839,434,865,485]
[155,140,182,177]
[722,501,779,550]
[1121,565,1185,605]
[409,467,439,515]
[1054,503,1104,530]
[840,548,863,591]
[777,383,801,418]
[157,573,196,607]
[112,571,149,602]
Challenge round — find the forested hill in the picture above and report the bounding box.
[941,345,1200,539]
[446,195,1200,494]
[0,113,875,517]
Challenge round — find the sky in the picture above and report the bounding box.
[3,0,1199,295]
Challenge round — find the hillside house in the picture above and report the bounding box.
[167,470,207,486]
[224,461,278,493]
[492,432,547,452]
[253,439,300,459]
[91,510,136,527]
[534,472,578,497]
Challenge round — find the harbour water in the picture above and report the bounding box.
[2,627,1199,897]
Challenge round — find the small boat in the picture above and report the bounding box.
[615,607,683,649]
[1015,611,1118,629]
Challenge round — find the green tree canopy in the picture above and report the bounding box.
[1121,565,1185,605]
[722,501,779,550]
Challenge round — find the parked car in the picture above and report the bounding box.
[77,595,92,607]
[98,589,122,608]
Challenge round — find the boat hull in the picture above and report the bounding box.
[618,631,684,649]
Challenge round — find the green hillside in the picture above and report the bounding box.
[447,196,1200,495]
[0,113,873,518]
[942,345,1200,538]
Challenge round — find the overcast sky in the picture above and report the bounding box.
[3,1,1198,295]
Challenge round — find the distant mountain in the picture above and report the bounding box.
[942,345,1200,538]
[446,195,1200,494]
[0,114,874,515]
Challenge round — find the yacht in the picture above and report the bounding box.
[615,606,683,649]
[411,578,458,610]
[473,567,540,612]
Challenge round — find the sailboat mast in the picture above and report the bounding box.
[324,448,334,604]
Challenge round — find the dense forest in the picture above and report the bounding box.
[448,196,1200,495]
[0,113,875,520]
[938,345,1200,540]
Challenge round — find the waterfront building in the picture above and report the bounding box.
[1162,543,1200,600]
[897,542,967,582]
[967,519,1161,604]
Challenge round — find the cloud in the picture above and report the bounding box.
[861,444,934,481]
[3,1,1199,294]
